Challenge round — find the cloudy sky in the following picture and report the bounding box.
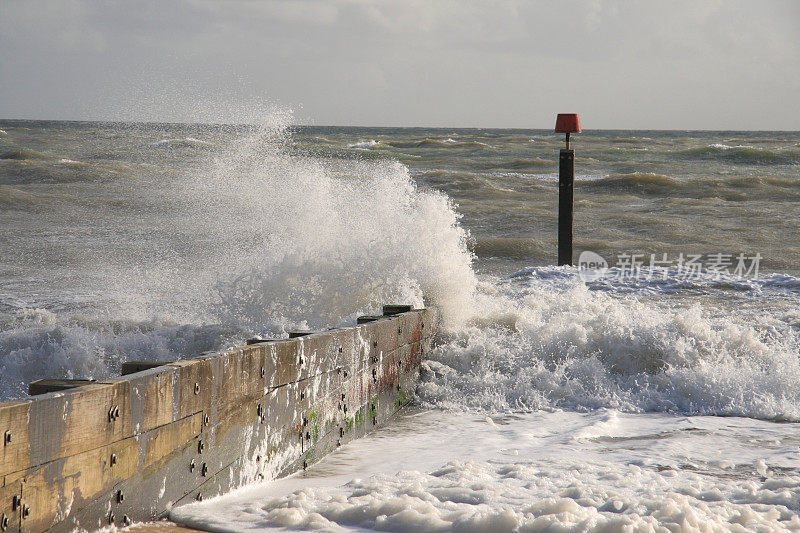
[1,0,798,129]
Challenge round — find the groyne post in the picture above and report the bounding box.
[554,113,581,266]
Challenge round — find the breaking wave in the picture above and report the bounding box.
[347,139,391,150]
[581,172,800,199]
[388,139,492,149]
[0,113,478,400]
[0,148,55,160]
[672,144,800,165]
[418,267,800,421]
[149,137,216,149]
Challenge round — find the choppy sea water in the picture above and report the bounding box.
[1,119,799,530]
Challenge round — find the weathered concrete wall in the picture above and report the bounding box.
[0,307,437,532]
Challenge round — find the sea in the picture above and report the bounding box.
[1,118,799,531]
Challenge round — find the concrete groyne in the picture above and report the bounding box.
[0,307,437,532]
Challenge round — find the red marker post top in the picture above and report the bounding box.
[555,113,581,133]
[555,113,581,149]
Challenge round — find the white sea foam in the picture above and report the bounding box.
[418,268,800,420]
[347,139,388,150]
[710,143,756,150]
[0,308,243,400]
[149,137,216,148]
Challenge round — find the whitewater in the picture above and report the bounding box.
[1,117,799,531]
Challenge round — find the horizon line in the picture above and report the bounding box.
[0,117,798,133]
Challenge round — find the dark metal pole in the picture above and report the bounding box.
[558,145,574,266]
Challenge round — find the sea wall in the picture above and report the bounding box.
[0,307,437,533]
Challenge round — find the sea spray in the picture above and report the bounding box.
[181,119,477,332]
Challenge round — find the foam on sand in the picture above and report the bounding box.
[171,410,800,532]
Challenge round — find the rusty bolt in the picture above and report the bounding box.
[109,453,117,467]
[3,431,10,445]
[201,463,208,476]
[194,382,200,395]
[116,490,124,503]
[198,440,204,453]
[190,459,196,472]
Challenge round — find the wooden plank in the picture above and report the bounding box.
[165,360,212,420]
[419,308,438,342]
[102,366,178,436]
[213,345,267,407]
[382,304,413,316]
[397,312,424,347]
[141,415,203,470]
[28,380,95,396]
[19,414,202,533]
[357,318,400,361]
[0,402,30,479]
[263,340,302,389]
[120,362,168,376]
[0,480,22,533]
[25,383,131,469]
[21,435,138,532]
[57,432,202,531]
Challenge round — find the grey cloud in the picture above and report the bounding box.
[1,0,798,129]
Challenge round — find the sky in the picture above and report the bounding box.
[1,0,799,130]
